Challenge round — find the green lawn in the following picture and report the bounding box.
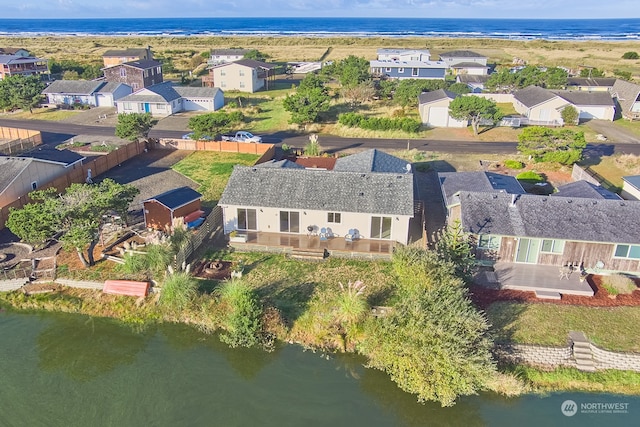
[171,151,259,205]
[497,102,518,116]
[486,301,640,352]
[613,118,640,137]
[0,108,81,121]
[579,154,640,191]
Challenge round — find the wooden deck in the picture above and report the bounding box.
[492,262,595,297]
[229,231,395,260]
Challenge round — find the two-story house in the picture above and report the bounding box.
[102,47,154,68]
[103,59,163,91]
[0,53,48,80]
[376,48,431,62]
[370,48,446,80]
[207,48,249,67]
[438,50,489,76]
[205,59,277,92]
[0,48,31,57]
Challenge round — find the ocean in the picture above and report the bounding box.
[0,17,639,40]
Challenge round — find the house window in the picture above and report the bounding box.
[327,212,341,224]
[541,239,565,254]
[614,244,640,259]
[31,181,37,190]
[144,70,149,77]
[398,68,404,73]
[120,68,126,77]
[371,216,392,239]
[156,66,161,73]
[123,102,132,110]
[237,208,257,230]
[221,81,226,88]
[132,83,138,90]
[280,211,300,233]
[220,70,226,76]
[478,235,501,250]
[239,82,245,88]
[385,67,392,73]
[157,103,165,110]
[412,68,419,76]
[239,70,245,76]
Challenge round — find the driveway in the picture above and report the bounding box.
[584,120,640,144]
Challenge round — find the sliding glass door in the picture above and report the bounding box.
[371,216,392,239]
[279,211,300,233]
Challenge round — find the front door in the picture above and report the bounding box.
[144,103,150,113]
[279,211,299,233]
[515,238,540,263]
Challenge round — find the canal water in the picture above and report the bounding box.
[0,311,637,427]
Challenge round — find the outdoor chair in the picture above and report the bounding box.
[319,227,328,241]
[345,229,359,243]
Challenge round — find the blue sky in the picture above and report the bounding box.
[1,0,638,19]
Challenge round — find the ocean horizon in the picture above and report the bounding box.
[0,17,639,40]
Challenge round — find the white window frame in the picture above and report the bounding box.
[398,67,404,73]
[327,212,341,224]
[541,239,565,254]
[412,68,419,76]
[120,68,126,77]
[478,235,501,250]
[614,244,640,260]
[385,67,392,73]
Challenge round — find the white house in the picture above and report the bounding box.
[116,82,224,117]
[207,59,277,93]
[377,48,431,62]
[42,80,132,107]
[207,49,249,67]
[219,149,415,246]
[553,90,615,121]
[418,89,468,128]
[439,50,489,76]
[622,176,640,201]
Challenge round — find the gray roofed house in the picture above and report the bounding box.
[118,81,181,103]
[333,149,411,174]
[449,61,488,69]
[119,59,163,71]
[513,85,560,108]
[255,159,304,169]
[0,157,33,194]
[43,80,132,107]
[418,89,458,105]
[612,79,640,120]
[19,147,85,167]
[173,86,222,98]
[566,77,617,90]
[224,59,278,70]
[116,82,224,116]
[42,80,105,96]
[553,90,614,107]
[552,180,621,200]
[459,191,640,245]
[439,171,525,207]
[456,74,490,93]
[103,48,152,58]
[439,51,488,76]
[376,49,431,61]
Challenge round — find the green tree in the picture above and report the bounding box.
[376,79,398,99]
[361,247,495,407]
[517,126,586,165]
[447,82,471,95]
[543,67,568,89]
[333,55,371,88]
[485,68,518,93]
[580,68,605,78]
[81,64,104,80]
[297,72,326,91]
[448,95,503,135]
[62,70,80,80]
[0,75,45,113]
[7,180,139,267]
[243,49,269,61]
[434,220,476,283]
[394,79,447,107]
[561,105,579,125]
[283,76,331,126]
[187,111,244,138]
[622,51,639,60]
[115,112,154,141]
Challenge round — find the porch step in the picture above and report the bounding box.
[289,248,328,261]
[569,331,597,372]
[534,290,561,300]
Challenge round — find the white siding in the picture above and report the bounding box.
[575,105,615,121]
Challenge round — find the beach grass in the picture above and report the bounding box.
[0,108,81,121]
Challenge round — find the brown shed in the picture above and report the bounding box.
[143,187,202,232]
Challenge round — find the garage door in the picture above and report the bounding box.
[578,106,609,120]
[429,107,449,127]
[96,94,112,107]
[183,99,211,111]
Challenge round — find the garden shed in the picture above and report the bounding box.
[143,187,203,232]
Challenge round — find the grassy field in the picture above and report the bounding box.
[171,151,259,204]
[613,119,640,137]
[0,108,81,121]
[579,153,640,190]
[7,36,640,78]
[486,301,640,352]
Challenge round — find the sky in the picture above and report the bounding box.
[0,0,638,20]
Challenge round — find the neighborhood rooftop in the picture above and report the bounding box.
[567,77,617,87]
[102,48,150,57]
[459,191,640,244]
[42,80,106,95]
[370,59,446,68]
[439,171,525,206]
[552,90,615,106]
[612,79,640,115]
[0,157,33,192]
[513,85,559,108]
[19,147,85,166]
[144,187,202,210]
[552,180,621,200]
[220,166,414,216]
[105,59,161,70]
[418,89,458,104]
[439,50,485,58]
[333,149,411,174]
[211,48,249,55]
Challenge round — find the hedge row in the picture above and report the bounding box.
[338,112,421,133]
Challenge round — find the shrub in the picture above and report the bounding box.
[504,160,525,169]
[217,279,263,348]
[561,105,579,125]
[337,112,421,133]
[602,274,637,296]
[516,171,544,182]
[622,51,639,59]
[159,270,199,311]
[541,150,582,165]
[226,101,238,109]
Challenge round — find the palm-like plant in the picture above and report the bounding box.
[159,265,198,311]
[335,280,368,326]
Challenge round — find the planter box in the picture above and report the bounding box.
[229,234,248,243]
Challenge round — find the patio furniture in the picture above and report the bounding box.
[559,265,573,280]
[345,229,359,243]
[319,227,327,241]
[306,225,317,237]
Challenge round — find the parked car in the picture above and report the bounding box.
[220,131,262,143]
[182,133,214,141]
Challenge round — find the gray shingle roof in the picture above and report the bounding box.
[459,191,640,244]
[219,166,414,216]
[255,159,304,169]
[173,86,221,98]
[144,187,202,210]
[333,149,411,174]
[214,59,277,70]
[96,82,129,94]
[439,171,525,206]
[566,77,617,88]
[19,147,84,166]
[553,180,620,200]
[623,175,640,190]
[457,75,489,84]
[0,54,43,65]
[118,82,181,103]
[612,79,640,115]
[418,89,458,105]
[122,59,162,70]
[514,85,560,108]
[0,157,32,193]
[103,48,149,57]
[42,80,105,95]
[439,50,485,59]
[450,62,488,68]
[553,90,614,106]
[211,49,249,56]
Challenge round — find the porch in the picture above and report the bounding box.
[228,231,395,260]
[475,262,595,298]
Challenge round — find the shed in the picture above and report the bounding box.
[143,187,202,232]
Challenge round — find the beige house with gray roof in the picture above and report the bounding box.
[612,79,640,121]
[205,59,277,92]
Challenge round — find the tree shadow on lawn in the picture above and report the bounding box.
[257,279,317,325]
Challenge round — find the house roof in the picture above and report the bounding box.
[42,80,105,95]
[0,54,44,65]
[333,149,411,174]
[513,85,560,108]
[173,86,222,98]
[144,187,202,210]
[418,89,458,105]
[118,82,181,103]
[377,48,430,56]
[95,82,131,94]
[219,166,414,216]
[439,171,525,206]
[214,59,277,70]
[0,47,28,55]
[19,147,84,166]
[612,79,640,114]
[370,59,447,69]
[255,159,304,169]
[623,175,640,190]
[103,48,149,58]
[120,59,162,70]
[552,180,621,200]
[566,77,617,88]
[439,50,485,59]
[457,75,490,84]
[211,48,249,56]
[0,157,32,194]
[459,191,640,244]
[450,62,488,68]
[553,90,614,107]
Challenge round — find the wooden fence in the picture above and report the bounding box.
[174,205,224,268]
[0,127,42,155]
[0,140,145,229]
[156,137,275,157]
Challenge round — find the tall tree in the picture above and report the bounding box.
[517,126,586,165]
[7,179,139,267]
[0,75,45,113]
[394,79,447,107]
[448,95,503,135]
[115,112,154,141]
[543,67,568,89]
[283,74,331,126]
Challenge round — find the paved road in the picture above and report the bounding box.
[2,118,640,155]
